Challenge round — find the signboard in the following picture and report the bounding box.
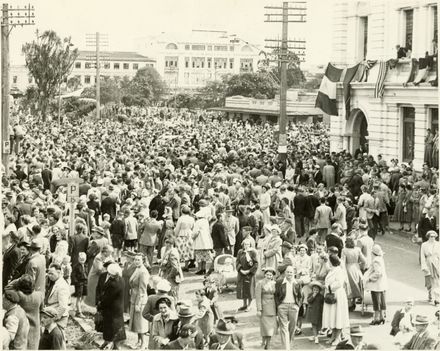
[67,182,80,203]
[278,133,287,146]
[3,141,10,154]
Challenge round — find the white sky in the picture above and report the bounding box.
[8,0,333,69]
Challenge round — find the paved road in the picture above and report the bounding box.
[72,230,437,350]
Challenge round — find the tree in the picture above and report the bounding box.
[81,77,121,104]
[259,50,305,88]
[225,72,277,99]
[22,30,78,120]
[122,66,166,106]
[20,86,39,114]
[67,76,82,92]
[301,74,324,90]
[197,80,227,108]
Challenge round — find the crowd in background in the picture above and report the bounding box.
[2,107,439,350]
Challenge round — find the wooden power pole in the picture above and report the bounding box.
[264,1,306,163]
[86,32,108,120]
[1,3,35,175]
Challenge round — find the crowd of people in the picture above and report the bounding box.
[1,106,440,350]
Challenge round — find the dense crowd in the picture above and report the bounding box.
[1,106,440,350]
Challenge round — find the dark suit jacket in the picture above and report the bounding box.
[418,216,437,242]
[293,193,307,217]
[3,244,20,288]
[41,169,52,191]
[305,194,320,219]
[348,174,364,198]
[390,310,405,336]
[210,340,239,350]
[274,277,303,309]
[212,221,229,249]
[101,197,117,221]
[313,171,323,185]
[68,233,89,267]
[325,233,344,257]
[402,329,437,350]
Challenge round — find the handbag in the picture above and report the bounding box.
[94,311,104,332]
[324,287,337,304]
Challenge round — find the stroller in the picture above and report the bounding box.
[209,254,237,293]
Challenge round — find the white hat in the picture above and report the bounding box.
[157,280,171,292]
[107,263,122,276]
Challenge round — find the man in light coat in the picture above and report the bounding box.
[322,160,335,188]
[25,239,46,294]
[356,219,374,272]
[45,263,71,330]
[333,197,347,234]
[314,198,332,244]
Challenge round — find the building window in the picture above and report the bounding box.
[207,45,212,51]
[404,9,414,50]
[84,75,91,84]
[207,58,211,68]
[114,63,120,69]
[229,58,234,69]
[123,63,129,69]
[431,108,438,133]
[165,57,178,68]
[12,76,17,84]
[434,6,438,45]
[192,44,205,50]
[166,43,178,50]
[133,63,139,70]
[75,62,81,69]
[229,45,234,51]
[185,44,190,50]
[185,57,189,68]
[104,63,110,69]
[214,45,228,51]
[85,62,92,69]
[402,107,415,162]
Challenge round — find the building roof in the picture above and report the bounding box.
[77,50,155,62]
[210,106,321,116]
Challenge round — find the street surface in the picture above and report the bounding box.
[69,228,437,350]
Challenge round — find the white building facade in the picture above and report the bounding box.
[330,0,438,170]
[71,51,156,87]
[136,30,262,91]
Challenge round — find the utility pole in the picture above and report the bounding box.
[1,3,35,175]
[264,1,306,163]
[86,32,108,120]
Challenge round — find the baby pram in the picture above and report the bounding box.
[210,254,237,293]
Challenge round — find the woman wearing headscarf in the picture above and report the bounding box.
[85,244,113,307]
[129,253,150,349]
[364,244,388,325]
[255,267,277,349]
[97,263,126,350]
[160,246,183,300]
[5,274,44,350]
[420,230,440,306]
[192,208,213,276]
[174,205,195,271]
[236,238,258,312]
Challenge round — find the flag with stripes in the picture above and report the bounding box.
[343,63,360,119]
[373,61,388,98]
[315,63,344,116]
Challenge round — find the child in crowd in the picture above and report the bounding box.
[390,298,415,347]
[71,252,88,318]
[307,281,325,344]
[195,289,214,343]
[203,277,222,322]
[101,213,112,243]
[61,255,72,285]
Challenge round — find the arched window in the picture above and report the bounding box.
[241,45,253,53]
[166,43,178,50]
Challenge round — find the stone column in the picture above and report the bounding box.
[330,133,344,153]
[413,104,428,171]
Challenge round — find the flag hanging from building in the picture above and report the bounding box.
[315,63,344,116]
[343,63,360,120]
[414,57,431,85]
[373,61,389,98]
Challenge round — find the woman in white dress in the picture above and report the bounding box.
[174,205,195,272]
[322,254,350,346]
[259,184,271,226]
[420,230,440,306]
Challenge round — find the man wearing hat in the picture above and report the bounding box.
[2,224,21,288]
[325,224,344,258]
[2,289,29,350]
[224,207,239,255]
[39,307,66,350]
[176,304,204,349]
[402,315,437,350]
[209,319,239,350]
[278,241,295,276]
[25,239,46,294]
[335,325,366,350]
[293,187,307,238]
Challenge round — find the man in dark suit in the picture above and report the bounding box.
[274,265,303,350]
[325,224,344,257]
[402,314,437,350]
[305,188,320,234]
[418,207,438,242]
[348,169,364,199]
[41,164,52,191]
[68,223,90,267]
[2,231,21,289]
[209,319,239,350]
[293,187,307,238]
[101,192,117,222]
[312,165,323,185]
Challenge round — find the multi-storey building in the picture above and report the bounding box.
[136,29,262,90]
[330,0,438,170]
[71,50,156,86]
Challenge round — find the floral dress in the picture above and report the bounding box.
[174,214,195,261]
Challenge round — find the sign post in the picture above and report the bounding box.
[66,181,80,239]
